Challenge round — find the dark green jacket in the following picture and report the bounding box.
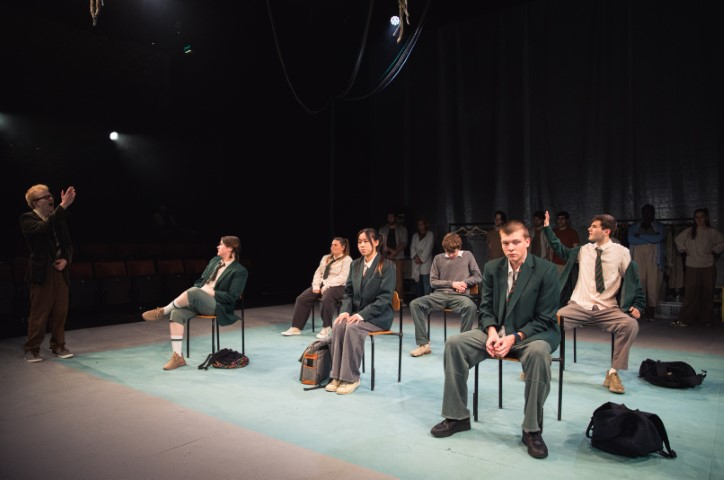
[543,225,646,312]
[193,256,248,326]
[341,254,396,330]
[478,253,561,352]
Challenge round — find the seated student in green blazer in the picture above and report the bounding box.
[325,228,396,396]
[430,220,560,460]
[142,236,248,370]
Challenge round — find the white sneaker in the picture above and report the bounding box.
[336,379,361,395]
[281,327,301,336]
[316,326,332,339]
[325,378,342,392]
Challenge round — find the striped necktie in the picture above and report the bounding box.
[207,260,224,284]
[595,248,605,293]
[323,257,339,280]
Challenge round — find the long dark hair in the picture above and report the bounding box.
[356,227,388,275]
[691,208,710,239]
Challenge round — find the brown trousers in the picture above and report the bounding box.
[24,265,69,352]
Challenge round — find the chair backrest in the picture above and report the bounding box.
[69,261,95,280]
[157,259,185,275]
[126,259,156,277]
[94,260,127,278]
[391,291,403,334]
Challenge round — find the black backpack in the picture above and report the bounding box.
[586,402,676,458]
[639,358,706,388]
[198,348,249,370]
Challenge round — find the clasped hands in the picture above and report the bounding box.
[486,333,513,359]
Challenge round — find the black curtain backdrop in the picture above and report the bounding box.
[2,0,722,307]
[332,0,721,237]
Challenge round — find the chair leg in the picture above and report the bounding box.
[443,311,448,342]
[311,302,316,332]
[241,307,245,356]
[558,358,563,421]
[186,318,192,357]
[573,327,577,363]
[370,337,376,391]
[397,335,402,382]
[473,364,479,422]
[498,358,504,409]
[212,318,218,353]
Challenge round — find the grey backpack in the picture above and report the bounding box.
[299,340,331,390]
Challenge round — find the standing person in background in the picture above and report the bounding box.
[551,211,580,274]
[281,237,352,339]
[410,218,434,299]
[380,212,408,304]
[530,211,553,261]
[628,204,666,321]
[20,184,77,362]
[325,228,396,395]
[671,208,724,327]
[141,236,248,370]
[487,210,507,262]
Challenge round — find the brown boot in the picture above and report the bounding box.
[163,352,187,370]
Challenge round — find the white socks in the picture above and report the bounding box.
[171,336,183,356]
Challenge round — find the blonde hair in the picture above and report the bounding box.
[25,184,49,208]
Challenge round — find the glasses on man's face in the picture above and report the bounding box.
[35,194,53,202]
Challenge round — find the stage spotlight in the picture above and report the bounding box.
[109,131,119,141]
[390,16,400,26]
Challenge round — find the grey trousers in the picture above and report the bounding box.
[329,320,383,383]
[169,287,216,324]
[557,303,639,370]
[441,329,551,433]
[410,292,478,346]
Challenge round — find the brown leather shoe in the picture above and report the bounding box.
[163,352,186,370]
[522,430,548,459]
[430,418,471,438]
[603,371,625,394]
[142,307,167,321]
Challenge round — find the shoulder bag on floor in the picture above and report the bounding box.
[586,402,676,459]
[639,358,706,388]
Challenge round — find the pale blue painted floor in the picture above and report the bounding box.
[1,305,722,480]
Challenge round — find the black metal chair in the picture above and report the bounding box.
[473,314,564,421]
[426,284,480,343]
[362,291,404,390]
[186,293,245,358]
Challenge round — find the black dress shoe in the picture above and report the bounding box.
[431,418,471,438]
[522,430,548,459]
